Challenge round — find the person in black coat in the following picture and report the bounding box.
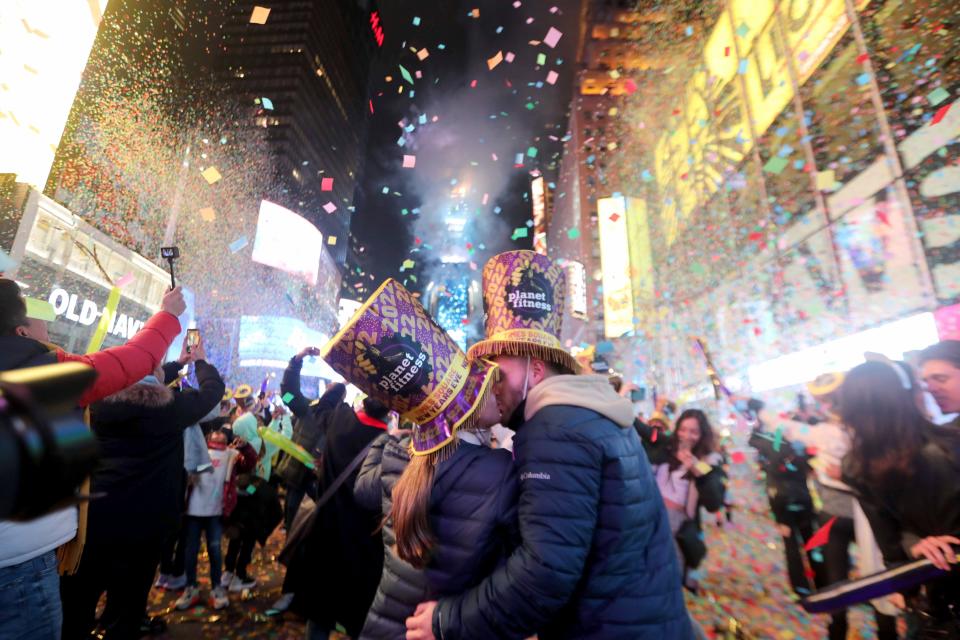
[353,395,519,640]
[839,361,960,633]
[59,348,225,640]
[285,398,390,639]
[276,347,346,530]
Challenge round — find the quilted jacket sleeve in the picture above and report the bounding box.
[434,421,603,640]
[355,433,389,512]
[58,310,181,407]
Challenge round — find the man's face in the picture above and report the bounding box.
[18,317,49,343]
[921,359,960,414]
[491,355,530,419]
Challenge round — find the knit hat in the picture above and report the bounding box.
[467,250,578,373]
[321,278,498,457]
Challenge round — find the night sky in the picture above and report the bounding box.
[344,0,582,298]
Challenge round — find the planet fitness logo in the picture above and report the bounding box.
[505,265,553,321]
[362,335,432,397]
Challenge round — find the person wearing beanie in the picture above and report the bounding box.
[406,251,693,640]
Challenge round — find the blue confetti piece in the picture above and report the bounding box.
[261,96,274,110]
[229,236,248,253]
[412,16,421,26]
[738,59,749,75]
[855,72,871,85]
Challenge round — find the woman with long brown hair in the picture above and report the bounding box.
[319,279,518,639]
[840,360,960,634]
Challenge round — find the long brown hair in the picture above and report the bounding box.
[390,454,437,568]
[840,361,929,485]
[666,409,715,472]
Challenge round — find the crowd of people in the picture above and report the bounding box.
[0,248,958,640]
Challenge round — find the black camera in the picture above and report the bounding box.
[0,362,99,521]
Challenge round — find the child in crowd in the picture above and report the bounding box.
[176,430,252,610]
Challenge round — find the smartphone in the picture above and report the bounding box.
[630,387,645,403]
[185,328,200,354]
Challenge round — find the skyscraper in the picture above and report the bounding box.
[217,0,379,265]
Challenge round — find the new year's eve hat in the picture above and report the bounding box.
[321,278,498,456]
[467,250,578,373]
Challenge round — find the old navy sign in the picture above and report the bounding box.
[48,287,146,340]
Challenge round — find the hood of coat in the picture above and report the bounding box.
[103,380,174,408]
[524,374,635,428]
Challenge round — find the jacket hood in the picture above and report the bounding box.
[103,381,174,408]
[525,374,635,428]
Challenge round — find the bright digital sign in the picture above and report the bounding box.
[653,0,868,244]
[238,315,341,380]
[0,0,110,189]
[251,200,323,285]
[597,196,634,338]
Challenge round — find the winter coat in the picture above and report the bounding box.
[275,356,333,488]
[748,426,816,524]
[354,434,428,639]
[287,404,387,637]
[354,432,519,640]
[434,375,693,640]
[86,360,225,546]
[843,425,960,616]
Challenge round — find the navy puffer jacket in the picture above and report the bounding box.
[355,433,520,639]
[434,375,693,640]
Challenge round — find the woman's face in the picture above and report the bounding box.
[477,390,503,429]
[676,417,702,451]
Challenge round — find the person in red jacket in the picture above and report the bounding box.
[0,278,185,640]
[0,278,186,407]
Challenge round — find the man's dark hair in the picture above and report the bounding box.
[362,396,390,422]
[0,278,27,336]
[918,340,960,370]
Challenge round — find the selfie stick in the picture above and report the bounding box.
[165,257,176,289]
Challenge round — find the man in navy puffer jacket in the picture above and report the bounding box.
[406,357,693,640]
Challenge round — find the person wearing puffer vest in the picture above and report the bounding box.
[405,250,693,640]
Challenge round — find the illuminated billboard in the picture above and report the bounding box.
[238,315,341,380]
[531,176,547,255]
[597,196,633,338]
[565,261,588,320]
[251,200,323,285]
[0,1,109,189]
[653,0,869,244]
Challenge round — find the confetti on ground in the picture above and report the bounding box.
[199,207,216,222]
[228,236,248,253]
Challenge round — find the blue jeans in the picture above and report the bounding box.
[184,516,223,587]
[0,550,62,640]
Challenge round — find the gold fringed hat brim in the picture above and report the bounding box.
[410,361,499,459]
[468,338,580,375]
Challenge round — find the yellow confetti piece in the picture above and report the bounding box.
[86,287,122,354]
[417,48,429,61]
[201,166,222,184]
[199,207,216,222]
[24,297,56,322]
[487,50,504,70]
[249,6,270,24]
[815,169,836,191]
